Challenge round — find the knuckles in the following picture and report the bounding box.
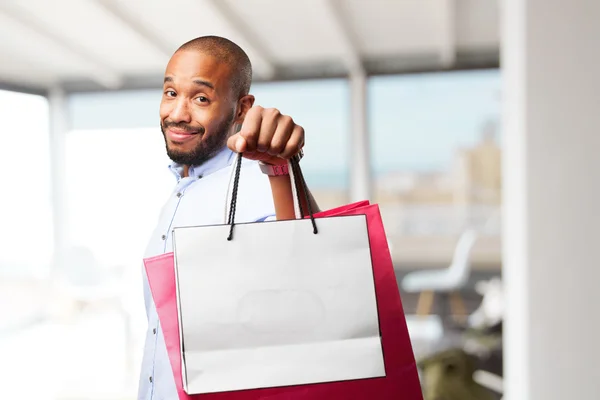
[251,106,297,127]
[269,139,285,154]
[243,106,305,155]
[279,114,294,128]
[263,107,281,120]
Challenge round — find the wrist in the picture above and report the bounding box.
[258,150,303,176]
[259,162,290,176]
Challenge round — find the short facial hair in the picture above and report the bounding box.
[161,111,235,166]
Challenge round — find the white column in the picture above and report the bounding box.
[502,1,600,399]
[349,69,372,202]
[48,87,69,260]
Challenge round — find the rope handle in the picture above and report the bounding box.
[224,153,318,240]
[223,155,301,223]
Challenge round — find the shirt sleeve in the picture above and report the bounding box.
[255,214,276,222]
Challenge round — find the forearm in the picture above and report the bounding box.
[269,175,320,220]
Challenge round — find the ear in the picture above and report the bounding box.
[234,94,255,124]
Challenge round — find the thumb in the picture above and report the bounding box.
[228,134,247,153]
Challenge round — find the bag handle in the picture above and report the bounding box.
[224,153,318,240]
[223,155,301,223]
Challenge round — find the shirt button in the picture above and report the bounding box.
[161,234,166,240]
[149,376,153,383]
[176,192,182,198]
[153,328,157,334]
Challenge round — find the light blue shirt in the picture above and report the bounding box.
[138,147,276,400]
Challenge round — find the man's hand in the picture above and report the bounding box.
[227,106,304,165]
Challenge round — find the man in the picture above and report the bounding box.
[138,35,319,399]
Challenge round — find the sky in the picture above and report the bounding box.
[369,69,501,172]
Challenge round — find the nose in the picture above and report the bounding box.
[168,97,192,124]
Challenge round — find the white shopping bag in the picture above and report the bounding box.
[172,156,385,395]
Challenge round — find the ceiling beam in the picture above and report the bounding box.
[319,0,363,75]
[203,0,276,79]
[439,0,457,67]
[0,2,122,89]
[60,50,500,94]
[93,0,174,58]
[0,80,47,96]
[0,52,54,94]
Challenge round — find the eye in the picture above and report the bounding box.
[196,96,209,103]
[165,90,176,97]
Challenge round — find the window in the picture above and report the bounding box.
[369,70,502,266]
[251,79,350,209]
[37,127,175,398]
[64,128,173,268]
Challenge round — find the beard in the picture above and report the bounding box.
[161,112,235,166]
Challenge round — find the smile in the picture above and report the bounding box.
[167,128,200,143]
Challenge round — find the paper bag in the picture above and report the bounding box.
[173,213,385,394]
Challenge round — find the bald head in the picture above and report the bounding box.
[176,36,252,99]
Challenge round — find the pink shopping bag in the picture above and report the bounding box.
[144,202,422,399]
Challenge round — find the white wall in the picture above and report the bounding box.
[502,0,600,399]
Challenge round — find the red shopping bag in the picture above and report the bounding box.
[312,200,371,216]
[144,202,422,400]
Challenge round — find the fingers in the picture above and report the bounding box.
[279,125,304,159]
[238,106,263,151]
[227,134,247,153]
[268,115,294,156]
[257,108,280,153]
[235,106,304,160]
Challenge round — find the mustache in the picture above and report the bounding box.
[162,121,206,135]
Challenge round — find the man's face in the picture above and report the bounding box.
[160,50,237,166]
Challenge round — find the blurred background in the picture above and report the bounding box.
[0,1,597,399]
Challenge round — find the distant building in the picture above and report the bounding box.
[310,121,503,266]
[375,120,502,206]
[452,120,502,205]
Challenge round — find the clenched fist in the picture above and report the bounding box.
[227,106,305,165]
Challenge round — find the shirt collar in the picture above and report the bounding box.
[168,146,236,181]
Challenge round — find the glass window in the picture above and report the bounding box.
[33,127,175,399]
[64,128,173,268]
[369,69,502,266]
[251,79,350,209]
